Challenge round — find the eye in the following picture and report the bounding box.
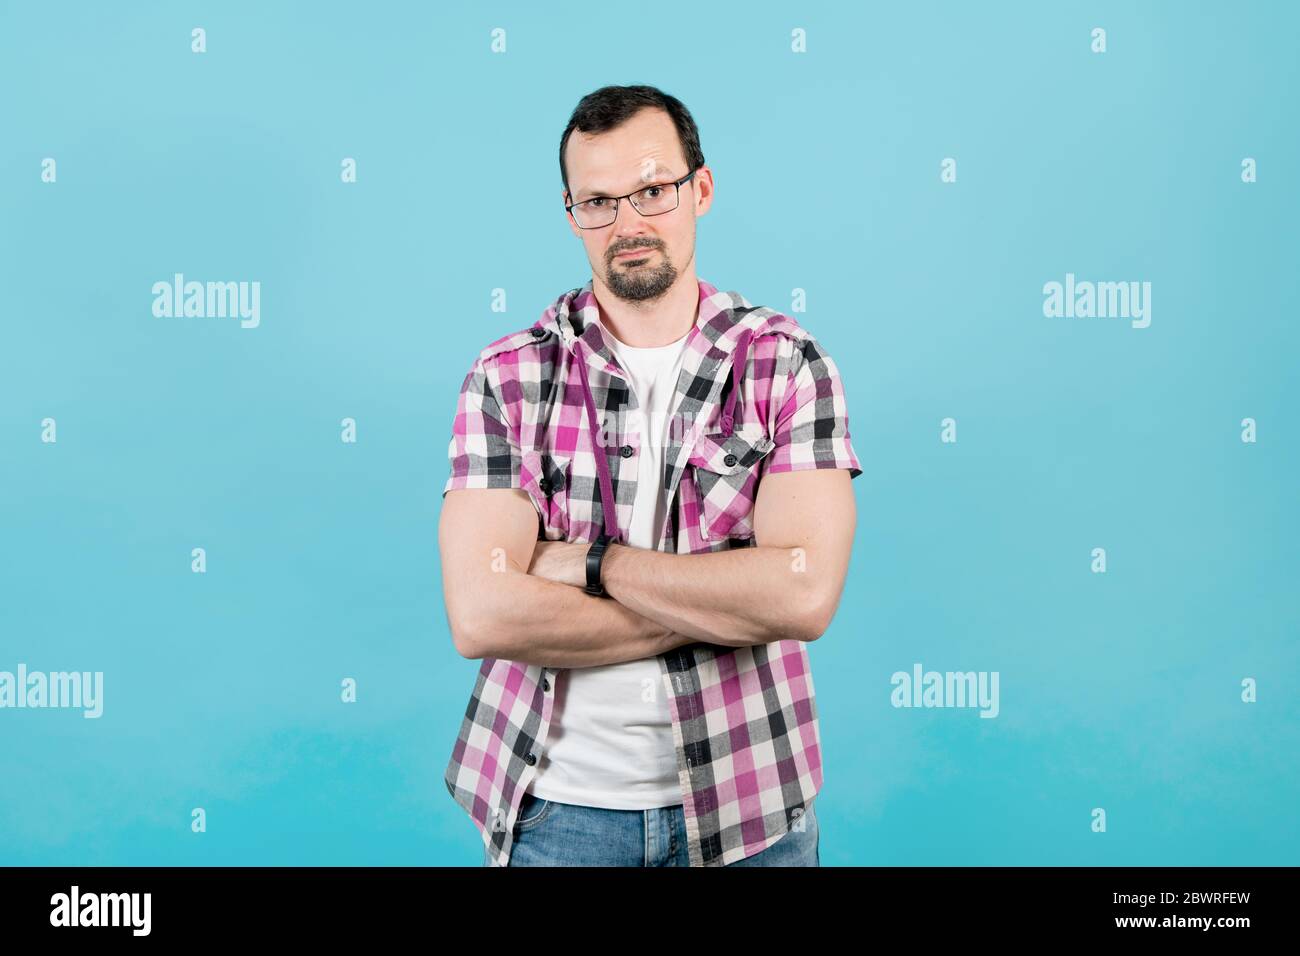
[587,198,609,208]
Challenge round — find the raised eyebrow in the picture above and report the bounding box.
[575,168,677,201]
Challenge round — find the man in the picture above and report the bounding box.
[439,85,862,867]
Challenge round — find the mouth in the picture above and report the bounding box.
[615,247,657,259]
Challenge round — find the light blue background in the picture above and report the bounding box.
[1,0,1296,865]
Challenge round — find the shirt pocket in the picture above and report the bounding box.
[686,427,776,541]
[520,449,573,540]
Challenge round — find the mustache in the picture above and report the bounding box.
[610,243,660,256]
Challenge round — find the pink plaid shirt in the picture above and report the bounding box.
[442,277,862,866]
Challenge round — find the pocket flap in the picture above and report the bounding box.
[686,429,775,475]
[519,450,572,540]
[520,449,569,496]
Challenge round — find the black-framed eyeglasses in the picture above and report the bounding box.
[565,167,699,229]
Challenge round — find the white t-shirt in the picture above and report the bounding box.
[528,320,691,810]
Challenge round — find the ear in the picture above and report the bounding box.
[691,166,715,216]
[561,189,582,239]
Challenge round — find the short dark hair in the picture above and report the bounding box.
[558,85,705,199]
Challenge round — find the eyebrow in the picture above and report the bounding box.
[574,167,678,201]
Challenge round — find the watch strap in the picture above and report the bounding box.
[585,533,613,597]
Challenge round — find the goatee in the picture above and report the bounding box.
[605,247,677,301]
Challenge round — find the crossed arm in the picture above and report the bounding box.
[438,468,856,669]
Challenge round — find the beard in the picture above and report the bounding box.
[603,243,678,301]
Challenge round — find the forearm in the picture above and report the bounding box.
[470,569,694,668]
[600,543,818,646]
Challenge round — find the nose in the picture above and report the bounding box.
[611,207,655,244]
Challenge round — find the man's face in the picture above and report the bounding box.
[562,107,712,303]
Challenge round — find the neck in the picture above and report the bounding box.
[592,269,700,348]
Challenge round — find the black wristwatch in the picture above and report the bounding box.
[585,532,614,597]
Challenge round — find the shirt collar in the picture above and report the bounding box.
[539,277,759,380]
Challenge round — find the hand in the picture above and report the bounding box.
[527,539,590,589]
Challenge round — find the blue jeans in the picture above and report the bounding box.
[484,791,819,866]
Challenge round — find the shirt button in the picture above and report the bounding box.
[723,453,738,467]
[525,752,538,765]
[539,478,552,493]
[620,445,634,458]
[530,327,546,338]
[542,677,551,692]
